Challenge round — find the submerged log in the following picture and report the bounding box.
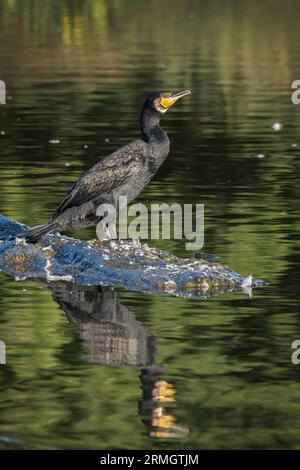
[0,215,266,298]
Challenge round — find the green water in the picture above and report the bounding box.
[1,0,300,449]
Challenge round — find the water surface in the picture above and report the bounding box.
[1,0,300,449]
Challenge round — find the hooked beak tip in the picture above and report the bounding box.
[172,89,192,99]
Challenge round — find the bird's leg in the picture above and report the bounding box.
[95,203,117,241]
[106,220,117,240]
[96,219,108,241]
[96,215,117,241]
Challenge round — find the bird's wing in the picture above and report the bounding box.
[52,140,147,218]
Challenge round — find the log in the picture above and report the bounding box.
[0,215,266,298]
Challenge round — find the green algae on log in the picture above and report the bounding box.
[0,215,267,298]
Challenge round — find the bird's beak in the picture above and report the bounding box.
[160,89,191,109]
[171,89,192,99]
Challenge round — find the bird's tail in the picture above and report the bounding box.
[17,222,58,243]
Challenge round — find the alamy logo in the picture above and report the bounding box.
[0,340,6,364]
[291,80,300,104]
[0,80,6,104]
[96,197,204,250]
[291,340,300,365]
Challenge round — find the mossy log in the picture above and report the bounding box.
[0,215,266,298]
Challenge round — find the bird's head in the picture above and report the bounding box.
[145,89,191,114]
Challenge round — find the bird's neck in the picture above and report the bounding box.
[140,106,165,143]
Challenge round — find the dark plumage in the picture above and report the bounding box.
[19,89,191,242]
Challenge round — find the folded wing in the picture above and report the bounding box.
[52,140,147,218]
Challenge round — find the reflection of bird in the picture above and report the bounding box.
[50,283,156,367]
[49,281,188,440]
[19,89,191,242]
[139,366,189,440]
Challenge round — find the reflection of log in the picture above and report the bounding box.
[50,283,156,367]
[0,215,267,298]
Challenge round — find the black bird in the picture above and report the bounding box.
[19,89,191,242]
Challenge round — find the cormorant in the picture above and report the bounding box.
[19,89,191,242]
